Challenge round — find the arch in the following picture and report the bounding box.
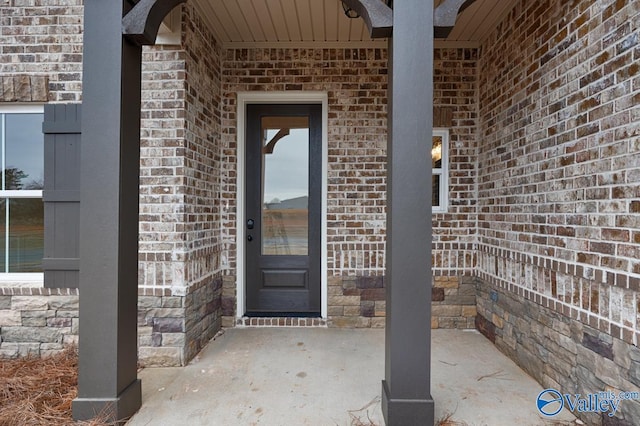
[123,0,187,46]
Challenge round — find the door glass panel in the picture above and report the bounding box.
[261,116,309,255]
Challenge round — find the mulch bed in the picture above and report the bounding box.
[0,347,110,426]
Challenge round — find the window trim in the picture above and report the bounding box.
[0,104,45,283]
[432,128,449,213]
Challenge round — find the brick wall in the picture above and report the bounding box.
[221,47,478,327]
[0,0,83,102]
[0,288,78,358]
[476,0,640,422]
[137,3,225,365]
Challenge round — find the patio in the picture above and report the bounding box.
[127,328,578,425]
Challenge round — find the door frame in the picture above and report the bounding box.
[236,92,328,319]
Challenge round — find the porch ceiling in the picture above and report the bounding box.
[192,0,519,48]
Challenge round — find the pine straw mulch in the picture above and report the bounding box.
[0,347,111,426]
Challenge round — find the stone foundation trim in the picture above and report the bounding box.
[478,245,639,346]
[0,287,78,296]
[236,317,327,327]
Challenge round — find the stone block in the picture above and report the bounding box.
[48,296,79,310]
[153,317,184,333]
[22,317,46,327]
[438,317,467,328]
[161,297,183,308]
[595,356,623,389]
[0,310,21,326]
[432,287,445,302]
[138,346,183,367]
[138,296,162,309]
[0,342,19,359]
[343,305,360,316]
[152,333,162,347]
[2,77,15,102]
[360,301,375,317]
[458,282,476,296]
[583,332,614,360]
[328,295,360,307]
[11,296,48,311]
[327,306,343,317]
[221,317,235,328]
[491,313,504,329]
[355,317,371,328]
[162,332,185,346]
[40,343,64,352]
[17,343,41,358]
[445,295,476,305]
[55,310,78,318]
[14,75,31,102]
[0,296,11,310]
[328,317,360,328]
[461,306,477,317]
[356,276,383,289]
[432,305,461,317]
[371,317,385,328]
[360,288,385,301]
[138,335,154,347]
[1,326,62,343]
[147,308,185,318]
[47,317,72,328]
[30,75,49,102]
[63,335,78,346]
[475,314,495,342]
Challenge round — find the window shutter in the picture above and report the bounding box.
[42,104,81,288]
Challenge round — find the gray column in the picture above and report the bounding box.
[72,0,142,421]
[382,0,435,424]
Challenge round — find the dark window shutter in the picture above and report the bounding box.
[42,104,81,288]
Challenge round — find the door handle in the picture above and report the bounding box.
[247,219,255,230]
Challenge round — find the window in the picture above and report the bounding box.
[431,129,448,213]
[0,105,44,278]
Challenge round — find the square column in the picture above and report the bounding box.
[72,0,142,421]
[382,0,435,424]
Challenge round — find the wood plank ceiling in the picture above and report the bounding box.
[191,0,519,48]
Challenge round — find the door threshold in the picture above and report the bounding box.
[236,316,327,327]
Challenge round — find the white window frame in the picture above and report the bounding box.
[432,128,449,213]
[0,104,44,284]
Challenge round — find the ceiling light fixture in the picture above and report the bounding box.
[342,0,393,19]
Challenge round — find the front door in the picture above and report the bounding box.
[245,104,321,316]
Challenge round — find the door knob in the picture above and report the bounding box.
[247,219,255,229]
[247,235,253,242]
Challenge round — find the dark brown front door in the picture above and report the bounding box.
[245,104,321,316]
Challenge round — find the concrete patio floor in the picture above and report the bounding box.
[126,328,578,425]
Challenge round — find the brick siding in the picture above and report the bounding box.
[476,0,640,423]
[0,0,83,102]
[477,0,640,346]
